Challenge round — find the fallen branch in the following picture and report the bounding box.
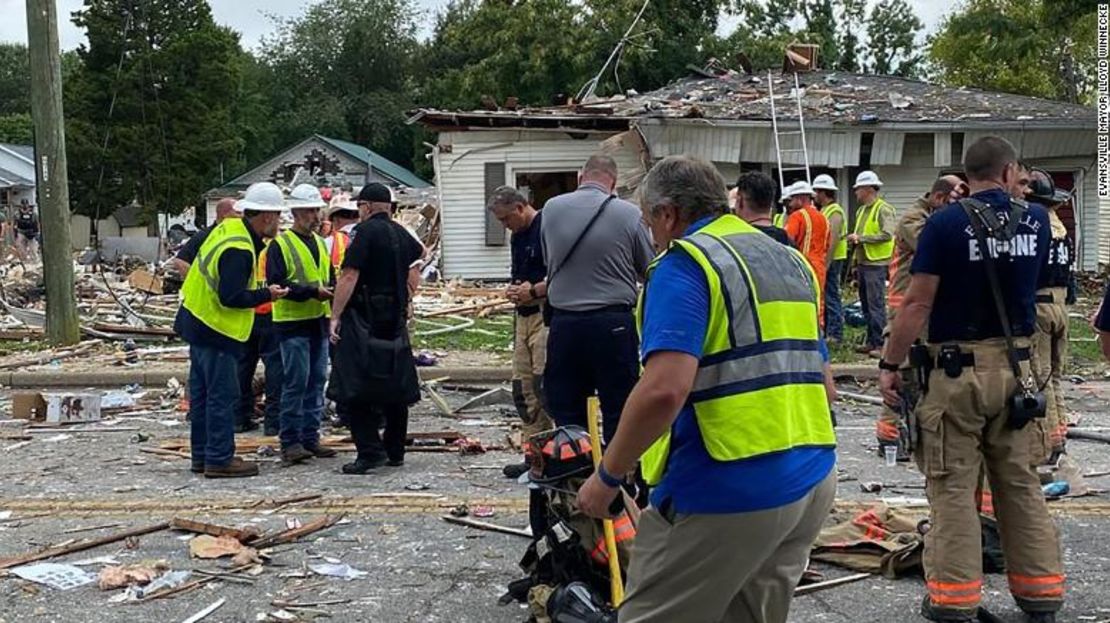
[252,514,344,549]
[0,521,171,569]
[140,564,254,602]
[441,515,532,539]
[140,447,191,460]
[271,598,353,608]
[794,572,871,595]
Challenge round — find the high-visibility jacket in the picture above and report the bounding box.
[772,211,786,228]
[822,202,848,261]
[853,198,895,262]
[329,231,349,270]
[181,218,258,343]
[638,214,836,486]
[255,242,272,315]
[272,230,332,323]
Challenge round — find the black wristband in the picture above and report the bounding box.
[597,462,623,488]
[529,284,539,300]
[878,359,900,372]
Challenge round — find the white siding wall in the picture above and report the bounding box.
[874,134,940,219]
[437,130,640,279]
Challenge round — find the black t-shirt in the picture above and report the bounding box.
[753,223,794,248]
[342,213,423,327]
[511,212,546,285]
[176,226,213,264]
[15,211,37,234]
[1037,235,1073,289]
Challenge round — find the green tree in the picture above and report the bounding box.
[836,0,866,72]
[865,0,923,77]
[0,43,30,116]
[803,0,837,69]
[65,0,246,219]
[928,0,1097,103]
[258,0,421,170]
[0,113,33,144]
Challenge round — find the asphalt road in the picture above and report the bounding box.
[1,379,1109,622]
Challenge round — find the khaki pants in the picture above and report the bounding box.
[619,470,836,623]
[512,311,551,448]
[1032,288,1068,459]
[916,339,1064,615]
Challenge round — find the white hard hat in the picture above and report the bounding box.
[327,192,359,217]
[780,182,796,203]
[853,170,883,188]
[286,183,327,210]
[812,174,838,191]
[785,181,816,199]
[236,182,286,212]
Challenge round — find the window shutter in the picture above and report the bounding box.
[484,162,507,246]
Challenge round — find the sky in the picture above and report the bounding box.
[0,0,949,51]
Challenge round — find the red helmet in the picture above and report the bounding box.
[529,426,594,485]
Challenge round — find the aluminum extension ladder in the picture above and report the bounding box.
[769,71,812,192]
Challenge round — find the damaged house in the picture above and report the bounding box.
[411,69,1101,280]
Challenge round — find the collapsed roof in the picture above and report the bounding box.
[411,70,1095,131]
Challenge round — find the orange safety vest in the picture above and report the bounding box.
[330,231,349,270]
[887,249,905,310]
[255,244,272,315]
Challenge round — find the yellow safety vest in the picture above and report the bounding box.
[772,211,785,228]
[272,230,332,323]
[181,218,258,342]
[822,202,848,261]
[638,214,836,486]
[853,198,895,261]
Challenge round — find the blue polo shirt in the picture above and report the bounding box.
[912,189,1049,342]
[642,218,835,515]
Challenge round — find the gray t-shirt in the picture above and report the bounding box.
[541,182,655,311]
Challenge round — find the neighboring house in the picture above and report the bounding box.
[0,143,36,215]
[203,134,431,225]
[411,69,1103,280]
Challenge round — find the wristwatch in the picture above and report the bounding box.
[529,284,540,300]
[878,359,900,372]
[596,462,623,488]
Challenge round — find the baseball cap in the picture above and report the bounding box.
[357,183,395,204]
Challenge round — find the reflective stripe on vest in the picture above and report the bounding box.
[181,218,257,342]
[255,242,272,315]
[854,198,894,261]
[887,247,904,310]
[822,202,848,260]
[798,208,813,256]
[330,231,348,269]
[638,214,835,486]
[272,230,332,323]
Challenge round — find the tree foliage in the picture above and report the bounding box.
[257,0,422,170]
[64,0,244,218]
[928,0,1098,103]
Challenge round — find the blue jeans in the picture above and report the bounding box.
[237,320,283,430]
[857,264,888,348]
[824,260,845,341]
[279,332,328,449]
[544,309,640,444]
[188,343,239,467]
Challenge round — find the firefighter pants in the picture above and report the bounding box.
[916,339,1064,615]
[513,311,552,448]
[1032,288,1068,459]
[619,470,836,623]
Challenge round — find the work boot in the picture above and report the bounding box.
[341,454,387,474]
[919,596,975,623]
[204,457,259,479]
[503,461,530,479]
[1023,611,1056,623]
[235,420,259,434]
[190,462,204,474]
[386,458,404,467]
[281,443,314,464]
[304,444,338,458]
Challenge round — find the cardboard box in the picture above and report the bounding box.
[41,392,102,424]
[11,392,47,421]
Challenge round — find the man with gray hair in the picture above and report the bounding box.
[541,154,654,443]
[578,155,836,623]
[486,186,551,480]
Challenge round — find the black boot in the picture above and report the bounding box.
[341,453,387,474]
[920,596,975,623]
[1023,611,1056,623]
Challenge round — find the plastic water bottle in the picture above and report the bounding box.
[884,446,897,467]
[1042,481,1069,497]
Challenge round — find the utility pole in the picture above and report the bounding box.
[26,0,80,345]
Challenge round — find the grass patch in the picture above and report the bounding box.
[0,338,50,357]
[828,325,871,364]
[412,315,514,353]
[1069,316,1105,367]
